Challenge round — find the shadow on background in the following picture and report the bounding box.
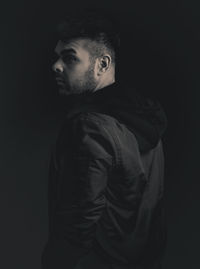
[0,1,199,268]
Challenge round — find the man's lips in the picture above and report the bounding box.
[55,75,64,81]
[55,76,65,85]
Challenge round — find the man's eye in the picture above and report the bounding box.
[62,55,76,63]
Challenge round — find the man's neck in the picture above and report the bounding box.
[93,76,115,93]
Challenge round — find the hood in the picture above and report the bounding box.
[63,82,167,153]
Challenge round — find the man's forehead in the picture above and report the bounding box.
[55,38,91,54]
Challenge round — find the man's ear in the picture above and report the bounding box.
[97,55,112,74]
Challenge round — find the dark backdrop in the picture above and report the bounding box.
[0,1,199,268]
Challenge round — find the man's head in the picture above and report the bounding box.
[52,10,120,96]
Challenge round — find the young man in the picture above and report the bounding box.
[41,10,167,269]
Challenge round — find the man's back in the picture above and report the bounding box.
[89,112,166,268]
[41,83,167,269]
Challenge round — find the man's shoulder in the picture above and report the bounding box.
[65,111,121,146]
[67,111,118,132]
[80,111,118,125]
[60,112,117,159]
[64,110,138,146]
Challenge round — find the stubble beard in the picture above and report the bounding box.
[60,62,97,96]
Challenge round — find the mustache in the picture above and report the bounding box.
[55,74,65,82]
[55,74,63,79]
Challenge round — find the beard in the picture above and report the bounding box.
[59,61,98,96]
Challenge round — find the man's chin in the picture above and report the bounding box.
[58,86,72,96]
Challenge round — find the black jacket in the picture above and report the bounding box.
[41,82,167,269]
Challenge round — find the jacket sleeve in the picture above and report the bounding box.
[41,115,113,269]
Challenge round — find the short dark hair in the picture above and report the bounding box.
[57,9,120,65]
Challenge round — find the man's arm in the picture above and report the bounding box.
[42,115,113,269]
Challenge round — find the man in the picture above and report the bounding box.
[41,10,167,269]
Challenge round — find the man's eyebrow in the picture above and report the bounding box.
[60,48,77,55]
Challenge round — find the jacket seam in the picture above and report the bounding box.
[78,114,122,168]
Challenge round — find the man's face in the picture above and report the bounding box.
[53,38,98,96]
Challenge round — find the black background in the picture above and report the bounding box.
[0,0,199,268]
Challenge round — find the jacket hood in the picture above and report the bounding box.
[64,82,167,153]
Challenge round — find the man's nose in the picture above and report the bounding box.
[52,59,63,73]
